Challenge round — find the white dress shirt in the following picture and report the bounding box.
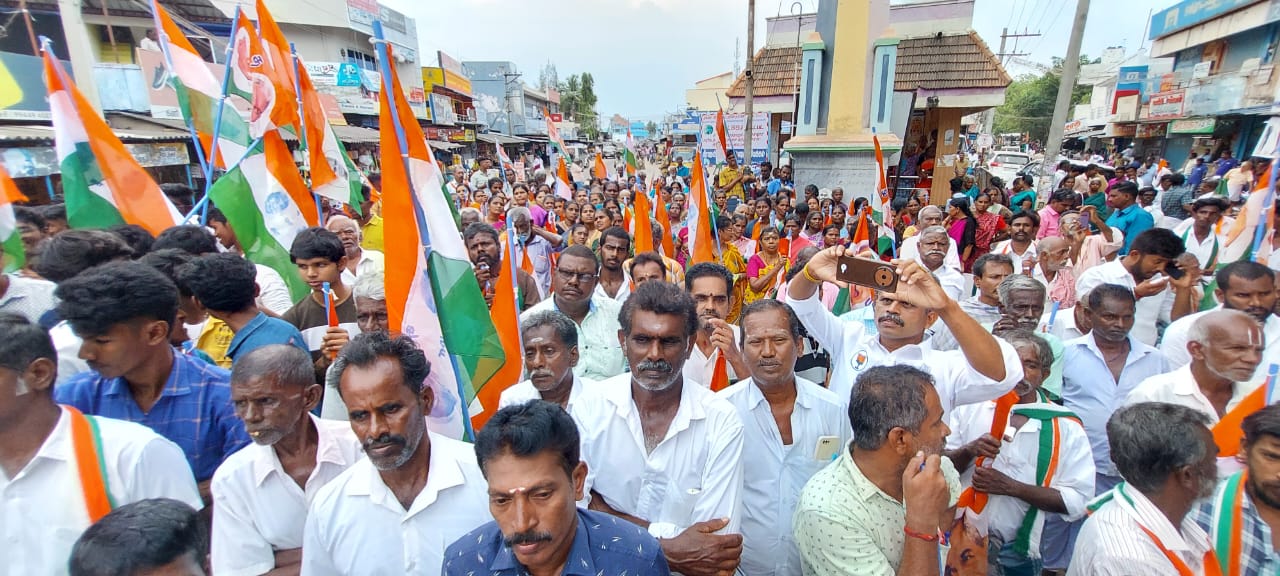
[301,431,491,575]
[1123,364,1254,426]
[497,374,590,412]
[211,416,364,576]
[992,239,1039,274]
[592,270,633,303]
[338,249,385,287]
[1172,220,1223,271]
[1,408,202,576]
[900,234,962,272]
[1075,259,1168,346]
[787,289,1022,416]
[1061,334,1169,478]
[946,400,1095,559]
[683,323,740,387]
[1068,483,1215,576]
[1160,306,1280,384]
[50,320,89,385]
[522,296,625,382]
[570,374,745,539]
[928,263,966,302]
[717,377,852,576]
[254,263,295,315]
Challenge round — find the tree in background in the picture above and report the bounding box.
[538,62,559,92]
[645,121,658,136]
[559,73,599,140]
[993,55,1096,143]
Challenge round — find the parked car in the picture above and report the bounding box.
[986,151,1032,186]
[602,144,618,159]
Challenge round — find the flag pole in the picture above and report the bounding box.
[1250,157,1278,260]
[198,4,240,225]
[289,42,323,226]
[373,20,475,442]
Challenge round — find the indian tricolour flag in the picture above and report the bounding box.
[0,164,26,272]
[296,62,363,210]
[44,49,180,235]
[687,151,718,264]
[207,132,316,302]
[623,127,639,176]
[380,44,503,440]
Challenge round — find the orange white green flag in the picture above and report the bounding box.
[0,164,26,272]
[45,48,181,235]
[296,61,363,209]
[687,151,718,264]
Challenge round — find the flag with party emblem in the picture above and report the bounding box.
[206,132,314,303]
[0,164,26,272]
[249,0,299,134]
[45,48,181,235]
[296,61,362,210]
[379,43,503,440]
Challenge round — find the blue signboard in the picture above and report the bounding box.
[1149,0,1255,40]
[336,63,362,87]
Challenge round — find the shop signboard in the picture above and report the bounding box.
[430,93,456,126]
[1136,123,1167,139]
[437,51,472,95]
[1149,0,1255,39]
[1,142,189,178]
[698,111,769,165]
[335,63,361,87]
[345,0,417,63]
[1148,90,1185,120]
[1170,117,1216,134]
[137,48,251,120]
[0,52,73,120]
[1064,119,1087,136]
[1184,76,1246,116]
[1105,123,1137,138]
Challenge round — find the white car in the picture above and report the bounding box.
[986,151,1031,185]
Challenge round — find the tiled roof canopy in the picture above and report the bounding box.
[895,30,1012,91]
[727,46,801,98]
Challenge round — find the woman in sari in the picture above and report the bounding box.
[946,196,980,272]
[972,191,1008,258]
[745,227,788,304]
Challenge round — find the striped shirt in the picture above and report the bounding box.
[1191,473,1280,576]
[1069,483,1214,576]
[54,350,251,481]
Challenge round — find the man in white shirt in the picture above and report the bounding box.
[326,215,383,286]
[522,246,624,381]
[992,211,1040,273]
[1126,309,1262,424]
[1075,227,1200,346]
[683,263,748,387]
[302,332,490,575]
[212,345,363,576]
[913,226,965,301]
[446,166,469,200]
[717,299,851,575]
[1171,197,1229,279]
[569,281,746,575]
[1161,261,1280,381]
[1068,402,1219,575]
[68,499,208,576]
[929,253,1013,351]
[0,314,202,576]
[593,227,632,303]
[947,330,1094,575]
[899,206,962,272]
[786,245,1022,414]
[470,157,500,192]
[498,310,588,411]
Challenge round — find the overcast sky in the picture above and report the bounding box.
[384,0,1171,122]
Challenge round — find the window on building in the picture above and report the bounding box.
[342,48,378,71]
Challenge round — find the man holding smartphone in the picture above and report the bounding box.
[785,245,1022,415]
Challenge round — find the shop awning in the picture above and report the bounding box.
[475,132,529,145]
[428,140,462,151]
[1064,129,1107,139]
[330,124,382,144]
[0,123,189,143]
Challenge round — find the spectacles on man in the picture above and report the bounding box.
[556,269,597,284]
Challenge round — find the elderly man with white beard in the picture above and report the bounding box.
[211,345,363,575]
[913,226,965,301]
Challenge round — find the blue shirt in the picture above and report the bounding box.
[442,508,671,576]
[1188,164,1208,188]
[226,311,308,362]
[1105,204,1154,255]
[1060,333,1168,478]
[55,350,250,481]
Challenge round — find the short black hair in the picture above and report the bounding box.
[463,222,500,245]
[13,205,45,230]
[619,280,698,339]
[628,252,667,278]
[160,183,196,205]
[206,206,228,225]
[289,227,345,263]
[973,253,1014,278]
[1009,210,1040,228]
[178,253,258,314]
[599,226,631,248]
[1049,189,1077,204]
[335,331,431,396]
[715,215,733,232]
[1087,283,1136,311]
[152,225,218,255]
[34,230,134,283]
[40,202,66,222]
[848,365,935,450]
[520,310,578,349]
[1191,196,1229,213]
[68,498,207,576]
[139,249,196,298]
[107,224,155,257]
[1129,228,1185,260]
[475,400,580,480]
[1244,403,1280,446]
[1111,181,1140,198]
[558,244,600,272]
[55,261,179,337]
[684,262,733,296]
[0,313,56,374]
[738,299,802,345]
[1217,260,1274,292]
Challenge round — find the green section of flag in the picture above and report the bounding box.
[60,143,125,230]
[425,250,505,403]
[832,286,851,317]
[1,214,23,273]
[207,161,310,302]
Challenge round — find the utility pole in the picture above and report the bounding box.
[57,0,102,112]
[985,27,1040,136]
[742,0,755,170]
[1039,0,1090,201]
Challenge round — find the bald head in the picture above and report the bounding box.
[1187,309,1264,384]
[1038,236,1067,253]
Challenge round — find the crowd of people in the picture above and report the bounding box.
[1,147,1278,576]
